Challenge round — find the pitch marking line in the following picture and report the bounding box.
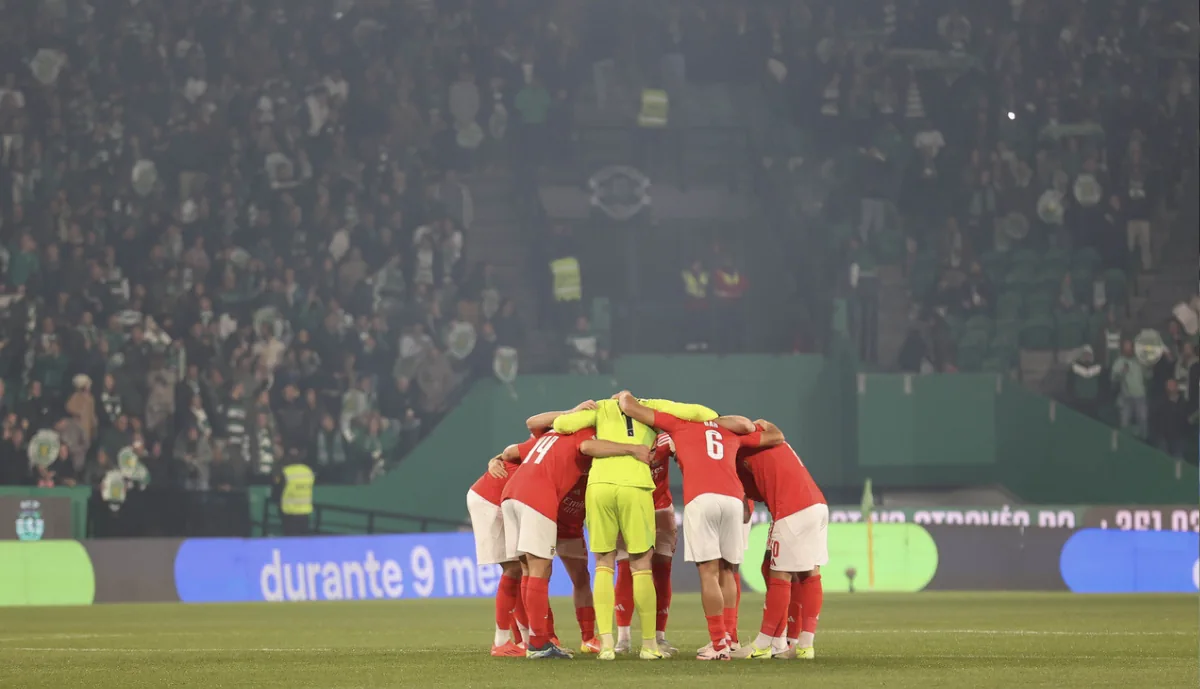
[0,648,1190,662]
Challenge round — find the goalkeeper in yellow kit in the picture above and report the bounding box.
[553,393,718,659]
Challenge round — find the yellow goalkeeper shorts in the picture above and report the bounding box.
[585,483,655,555]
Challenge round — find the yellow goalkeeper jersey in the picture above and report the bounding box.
[553,398,718,488]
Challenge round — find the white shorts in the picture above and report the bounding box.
[467,490,512,565]
[501,499,558,560]
[742,521,752,547]
[682,493,745,565]
[767,503,829,572]
[616,508,677,560]
[556,536,588,560]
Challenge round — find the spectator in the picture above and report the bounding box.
[1111,340,1150,439]
[66,375,98,448]
[1066,346,1103,419]
[1152,379,1192,460]
[566,316,601,375]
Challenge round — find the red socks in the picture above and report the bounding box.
[652,558,672,633]
[511,576,529,643]
[705,614,727,651]
[524,576,551,648]
[760,577,791,637]
[496,574,520,633]
[615,560,635,627]
[787,579,802,639]
[546,602,557,640]
[723,607,739,643]
[576,605,596,641]
[799,574,822,635]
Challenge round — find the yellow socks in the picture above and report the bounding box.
[632,569,657,641]
[594,566,615,638]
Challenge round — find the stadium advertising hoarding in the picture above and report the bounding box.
[173,534,582,603]
[1059,529,1200,593]
[2,518,1198,607]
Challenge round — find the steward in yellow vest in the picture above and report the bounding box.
[275,464,314,536]
[550,256,582,302]
[637,88,669,128]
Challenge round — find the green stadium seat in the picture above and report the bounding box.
[1042,247,1070,274]
[1072,247,1102,274]
[1055,310,1090,351]
[1103,269,1128,307]
[1004,263,1039,296]
[1035,264,1066,294]
[1025,292,1056,319]
[956,330,990,372]
[980,250,1009,283]
[1020,314,1055,350]
[1069,267,1094,304]
[989,329,1020,366]
[1011,248,1041,267]
[875,227,904,264]
[996,290,1023,321]
[965,314,993,336]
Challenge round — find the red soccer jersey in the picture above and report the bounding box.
[738,441,826,520]
[650,433,673,509]
[654,412,758,505]
[557,477,587,539]
[469,446,527,505]
[502,429,596,521]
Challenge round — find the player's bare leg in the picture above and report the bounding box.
[490,561,525,656]
[650,509,677,654]
[559,554,600,653]
[695,559,731,660]
[521,555,571,659]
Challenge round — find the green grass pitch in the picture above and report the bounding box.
[1,593,1195,688]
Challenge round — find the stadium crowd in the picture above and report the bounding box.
[0,0,552,493]
[0,0,1196,496]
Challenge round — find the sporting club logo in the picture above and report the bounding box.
[15,499,45,541]
[589,166,651,221]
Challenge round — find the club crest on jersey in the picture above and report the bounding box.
[589,166,650,221]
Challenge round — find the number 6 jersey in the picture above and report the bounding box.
[653,412,762,506]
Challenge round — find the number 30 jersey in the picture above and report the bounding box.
[501,429,596,522]
[553,398,719,490]
[654,412,761,506]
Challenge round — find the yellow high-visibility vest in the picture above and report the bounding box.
[638,89,669,128]
[281,464,315,516]
[682,269,709,299]
[551,257,582,302]
[713,270,743,298]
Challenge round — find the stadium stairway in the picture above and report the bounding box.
[464,169,560,373]
[875,264,913,370]
[1130,192,1198,329]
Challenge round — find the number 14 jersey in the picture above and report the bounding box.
[654,412,761,505]
[501,429,596,522]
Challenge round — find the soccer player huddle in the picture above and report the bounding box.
[466,393,828,661]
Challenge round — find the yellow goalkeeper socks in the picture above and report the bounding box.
[594,566,615,639]
[632,569,657,642]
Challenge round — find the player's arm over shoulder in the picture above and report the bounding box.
[715,415,756,434]
[552,408,598,434]
[641,398,718,422]
[747,419,786,447]
[527,400,597,433]
[580,437,652,464]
